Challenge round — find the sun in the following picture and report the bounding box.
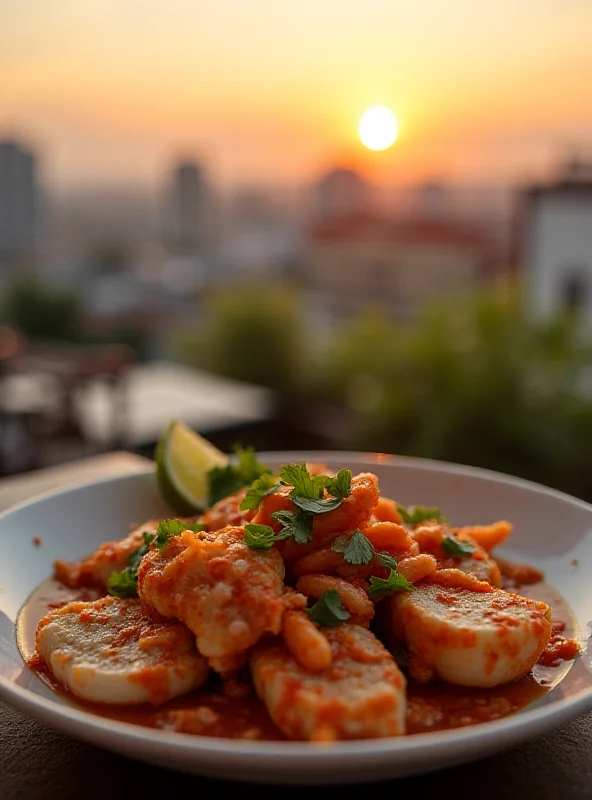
[358,106,398,151]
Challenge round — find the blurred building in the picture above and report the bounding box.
[167,160,208,250]
[314,167,371,219]
[0,139,39,255]
[412,180,449,220]
[303,213,492,326]
[520,160,592,326]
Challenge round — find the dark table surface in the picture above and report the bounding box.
[1,455,590,799]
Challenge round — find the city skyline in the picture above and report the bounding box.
[2,1,591,192]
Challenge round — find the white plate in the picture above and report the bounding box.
[0,452,591,785]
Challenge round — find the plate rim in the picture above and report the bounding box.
[0,451,591,769]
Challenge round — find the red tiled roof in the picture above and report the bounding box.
[309,213,488,248]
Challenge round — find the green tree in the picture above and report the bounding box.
[175,283,307,392]
[317,288,592,500]
[0,278,83,342]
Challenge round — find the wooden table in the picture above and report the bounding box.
[0,454,590,799]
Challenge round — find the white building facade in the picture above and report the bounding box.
[522,180,592,326]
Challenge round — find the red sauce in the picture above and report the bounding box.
[17,574,580,741]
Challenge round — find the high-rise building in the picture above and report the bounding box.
[168,160,206,249]
[0,139,39,254]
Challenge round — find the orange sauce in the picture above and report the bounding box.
[17,573,579,740]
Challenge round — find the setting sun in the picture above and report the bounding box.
[358,106,398,152]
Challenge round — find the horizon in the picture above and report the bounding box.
[2,2,592,193]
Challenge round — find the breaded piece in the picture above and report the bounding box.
[250,624,406,741]
[254,473,380,563]
[451,553,502,587]
[53,519,161,589]
[390,583,552,687]
[137,526,304,673]
[201,489,252,531]
[35,597,209,704]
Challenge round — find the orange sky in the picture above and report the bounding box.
[2,1,591,190]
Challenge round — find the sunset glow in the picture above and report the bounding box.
[359,107,398,151]
[1,2,591,188]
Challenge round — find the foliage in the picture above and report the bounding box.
[0,277,147,359]
[317,288,592,500]
[175,282,308,392]
[0,277,83,342]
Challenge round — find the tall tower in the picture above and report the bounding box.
[169,160,206,249]
[0,139,39,254]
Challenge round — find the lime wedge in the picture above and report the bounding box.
[155,420,229,514]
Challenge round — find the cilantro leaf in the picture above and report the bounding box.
[271,509,313,544]
[207,465,246,506]
[126,531,154,574]
[108,531,153,599]
[291,495,343,514]
[340,529,375,565]
[235,446,271,484]
[441,534,476,557]
[368,569,415,599]
[184,521,206,533]
[397,505,446,525]
[305,589,350,627]
[279,464,327,500]
[377,551,399,571]
[107,568,138,598]
[331,531,400,571]
[239,473,280,511]
[153,519,187,552]
[107,520,201,599]
[244,523,292,550]
[208,446,271,506]
[244,523,276,550]
[324,469,352,500]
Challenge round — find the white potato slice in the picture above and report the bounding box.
[36,596,209,704]
[390,583,551,687]
[250,624,406,741]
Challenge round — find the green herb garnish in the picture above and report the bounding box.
[441,534,476,557]
[323,469,353,500]
[107,531,154,598]
[397,505,446,525]
[153,519,187,552]
[239,473,281,511]
[279,464,352,514]
[108,520,202,599]
[331,530,399,572]
[243,523,292,550]
[376,551,399,571]
[335,529,375,565]
[305,589,350,627]
[368,569,415,599]
[270,509,314,544]
[107,568,139,599]
[208,447,271,506]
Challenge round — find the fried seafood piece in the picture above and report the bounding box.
[250,624,406,741]
[53,519,162,589]
[201,488,253,531]
[389,583,552,687]
[253,473,380,563]
[412,522,502,587]
[35,596,209,704]
[137,526,305,673]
